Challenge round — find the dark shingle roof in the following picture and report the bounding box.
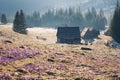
[81,27,100,39]
[57,27,81,39]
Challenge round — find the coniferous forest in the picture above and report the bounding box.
[26,7,107,30]
[0,7,108,30]
[110,0,120,43]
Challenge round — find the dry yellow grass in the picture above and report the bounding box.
[0,24,120,80]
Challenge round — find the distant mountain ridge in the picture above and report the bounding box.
[0,0,117,15]
[79,0,116,11]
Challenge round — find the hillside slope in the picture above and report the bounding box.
[0,24,120,80]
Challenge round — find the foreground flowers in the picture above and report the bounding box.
[0,47,40,64]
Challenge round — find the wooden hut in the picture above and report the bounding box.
[57,27,81,44]
[81,27,100,42]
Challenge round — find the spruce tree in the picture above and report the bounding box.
[85,9,94,27]
[19,10,27,34]
[13,11,20,32]
[110,0,120,43]
[94,9,107,30]
[1,14,7,24]
[13,10,27,34]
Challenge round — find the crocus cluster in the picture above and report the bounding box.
[23,63,54,74]
[0,73,36,80]
[0,47,40,64]
[23,63,42,74]
[0,73,12,80]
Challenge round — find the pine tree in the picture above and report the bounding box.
[13,11,20,32]
[71,8,84,27]
[13,10,27,34]
[110,0,120,43]
[1,14,7,24]
[91,7,97,17]
[94,9,107,30]
[85,9,94,27]
[19,10,27,34]
[20,10,26,27]
[32,11,41,26]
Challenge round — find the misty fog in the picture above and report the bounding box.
[0,0,116,15]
